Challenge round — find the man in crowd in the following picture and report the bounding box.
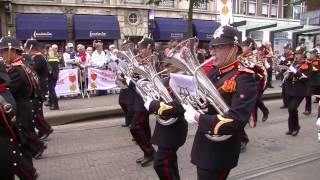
[91,41,107,68]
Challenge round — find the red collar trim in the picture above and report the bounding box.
[0,84,6,93]
[243,52,253,57]
[218,61,239,75]
[12,56,24,63]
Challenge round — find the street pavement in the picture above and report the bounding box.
[35,99,320,180]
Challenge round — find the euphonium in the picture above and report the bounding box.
[166,37,232,142]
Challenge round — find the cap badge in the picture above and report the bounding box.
[213,27,224,39]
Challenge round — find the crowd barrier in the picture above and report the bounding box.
[55,67,118,99]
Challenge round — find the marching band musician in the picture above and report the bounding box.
[143,43,188,179]
[304,48,320,115]
[125,38,155,167]
[24,38,54,140]
[0,34,47,161]
[285,46,312,136]
[0,61,39,180]
[146,26,257,180]
[280,44,295,109]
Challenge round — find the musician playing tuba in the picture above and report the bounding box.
[146,25,259,179]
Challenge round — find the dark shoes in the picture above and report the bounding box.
[267,85,274,88]
[49,105,59,110]
[34,143,47,159]
[292,128,300,136]
[136,156,153,167]
[121,124,129,127]
[44,102,51,107]
[285,131,292,135]
[303,111,311,115]
[262,111,269,122]
[39,128,54,140]
[280,105,288,109]
[240,142,247,153]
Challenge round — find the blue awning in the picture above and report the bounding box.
[193,20,220,41]
[153,18,188,41]
[16,13,68,40]
[73,15,120,40]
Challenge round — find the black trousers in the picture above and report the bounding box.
[305,96,312,112]
[282,84,289,107]
[241,129,249,144]
[32,98,52,135]
[130,111,154,157]
[48,75,59,106]
[252,99,269,123]
[266,68,273,87]
[119,103,132,126]
[197,167,230,180]
[154,147,180,180]
[287,96,304,132]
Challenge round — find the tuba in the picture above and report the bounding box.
[166,37,232,142]
[117,42,178,125]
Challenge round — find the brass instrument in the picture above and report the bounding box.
[166,37,232,142]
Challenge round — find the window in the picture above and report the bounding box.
[271,0,278,18]
[248,0,257,16]
[293,5,303,19]
[128,13,138,24]
[124,0,143,4]
[262,0,269,17]
[232,0,239,14]
[159,0,174,7]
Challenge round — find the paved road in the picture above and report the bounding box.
[35,99,320,180]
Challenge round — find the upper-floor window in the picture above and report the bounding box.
[232,0,240,14]
[271,0,278,18]
[293,3,303,19]
[83,0,104,2]
[262,0,269,17]
[244,0,257,16]
[283,0,304,19]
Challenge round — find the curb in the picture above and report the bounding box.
[46,91,282,125]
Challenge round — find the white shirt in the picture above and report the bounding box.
[91,50,107,68]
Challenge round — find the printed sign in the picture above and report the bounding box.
[55,69,81,96]
[87,68,117,90]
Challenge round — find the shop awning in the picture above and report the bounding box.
[73,15,120,40]
[153,18,188,41]
[192,19,220,41]
[16,13,68,40]
[236,21,278,36]
[292,25,320,48]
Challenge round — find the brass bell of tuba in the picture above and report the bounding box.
[166,37,232,142]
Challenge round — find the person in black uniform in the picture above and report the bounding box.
[46,44,61,110]
[0,61,39,180]
[265,42,274,88]
[285,46,312,136]
[143,53,188,179]
[280,44,295,109]
[24,38,53,140]
[0,34,47,160]
[125,38,155,167]
[304,49,320,115]
[178,26,258,179]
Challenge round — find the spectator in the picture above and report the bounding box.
[265,42,274,88]
[63,43,77,69]
[86,46,93,63]
[91,42,106,68]
[76,44,89,67]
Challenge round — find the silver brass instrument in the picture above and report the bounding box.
[118,43,178,125]
[166,37,232,142]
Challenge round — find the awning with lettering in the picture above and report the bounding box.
[16,13,68,40]
[153,18,188,41]
[73,15,120,40]
[192,19,220,41]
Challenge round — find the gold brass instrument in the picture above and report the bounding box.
[166,37,232,142]
[117,42,178,125]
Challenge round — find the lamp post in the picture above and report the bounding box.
[148,8,155,38]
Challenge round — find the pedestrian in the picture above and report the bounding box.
[24,38,53,140]
[265,42,274,88]
[142,37,188,179]
[46,44,61,110]
[285,46,312,136]
[0,60,39,180]
[0,34,47,160]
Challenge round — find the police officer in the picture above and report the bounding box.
[143,44,188,179]
[46,44,60,110]
[285,46,312,136]
[24,38,53,139]
[126,38,155,167]
[0,34,47,160]
[0,61,39,180]
[280,44,295,109]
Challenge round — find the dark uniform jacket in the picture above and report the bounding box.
[286,60,312,97]
[190,60,258,171]
[310,58,320,87]
[148,78,188,148]
[32,54,49,97]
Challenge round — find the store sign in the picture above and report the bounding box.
[170,33,184,39]
[159,0,174,7]
[125,0,143,3]
[89,31,107,38]
[33,31,53,38]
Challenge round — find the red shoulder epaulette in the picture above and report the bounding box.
[238,65,255,74]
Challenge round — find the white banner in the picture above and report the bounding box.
[87,68,117,90]
[218,0,232,26]
[55,69,81,96]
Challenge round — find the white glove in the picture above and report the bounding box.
[144,96,153,111]
[124,76,131,85]
[316,118,320,127]
[289,65,297,74]
[182,104,199,124]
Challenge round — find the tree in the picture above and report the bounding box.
[147,0,211,38]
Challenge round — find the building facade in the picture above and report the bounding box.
[0,0,309,53]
